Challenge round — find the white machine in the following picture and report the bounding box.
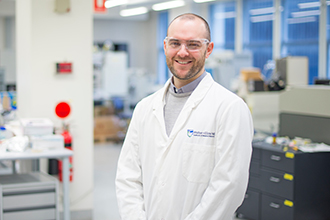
[246,91,280,135]
[278,85,330,144]
[275,56,309,86]
[93,50,129,100]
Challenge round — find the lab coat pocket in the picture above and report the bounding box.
[182,143,216,183]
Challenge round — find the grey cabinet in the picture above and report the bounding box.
[236,142,330,220]
[0,172,59,220]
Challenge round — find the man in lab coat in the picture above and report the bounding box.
[116,13,253,220]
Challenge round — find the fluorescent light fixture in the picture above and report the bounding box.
[152,0,185,11]
[120,7,148,17]
[249,7,274,16]
[291,10,320,18]
[298,1,320,9]
[288,16,317,24]
[250,14,274,23]
[194,0,216,3]
[215,11,236,19]
[298,1,330,8]
[105,0,127,8]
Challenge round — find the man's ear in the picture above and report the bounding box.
[205,42,214,59]
[164,40,167,56]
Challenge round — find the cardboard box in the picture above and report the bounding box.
[94,115,126,142]
[240,68,263,81]
[94,105,115,117]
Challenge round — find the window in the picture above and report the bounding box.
[209,1,236,50]
[281,0,320,84]
[157,11,169,84]
[243,0,273,71]
[208,0,329,84]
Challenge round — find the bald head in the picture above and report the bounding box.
[167,13,211,41]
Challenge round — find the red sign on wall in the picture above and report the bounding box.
[56,62,72,74]
[94,0,106,13]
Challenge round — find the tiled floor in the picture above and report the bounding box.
[93,142,245,220]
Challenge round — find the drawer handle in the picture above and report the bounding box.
[270,176,280,183]
[270,202,280,209]
[270,155,281,161]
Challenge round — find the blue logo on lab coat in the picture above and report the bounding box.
[187,129,215,138]
[187,129,194,137]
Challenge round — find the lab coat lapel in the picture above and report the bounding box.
[152,79,171,136]
[168,73,214,140]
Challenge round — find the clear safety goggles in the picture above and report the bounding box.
[165,37,209,51]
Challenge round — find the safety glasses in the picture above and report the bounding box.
[165,37,209,51]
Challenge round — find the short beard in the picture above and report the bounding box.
[166,50,206,81]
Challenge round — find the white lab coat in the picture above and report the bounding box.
[116,73,254,220]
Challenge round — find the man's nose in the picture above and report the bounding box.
[177,44,189,57]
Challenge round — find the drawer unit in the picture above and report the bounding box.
[260,168,293,200]
[3,192,56,210]
[262,149,294,173]
[250,160,260,175]
[248,174,260,190]
[236,142,330,220]
[249,145,261,190]
[0,172,59,220]
[261,194,294,220]
[236,189,260,220]
[3,208,57,220]
[252,147,261,160]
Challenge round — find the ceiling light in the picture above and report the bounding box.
[215,11,236,19]
[291,10,320,18]
[249,7,274,16]
[152,0,185,11]
[120,7,148,17]
[288,16,317,24]
[298,1,320,9]
[298,1,330,8]
[250,14,274,23]
[194,0,216,3]
[105,0,128,9]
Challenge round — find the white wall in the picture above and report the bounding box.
[16,0,94,216]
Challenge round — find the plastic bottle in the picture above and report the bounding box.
[0,126,13,140]
[272,132,277,145]
[0,126,6,140]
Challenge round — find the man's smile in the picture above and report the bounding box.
[176,60,192,65]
